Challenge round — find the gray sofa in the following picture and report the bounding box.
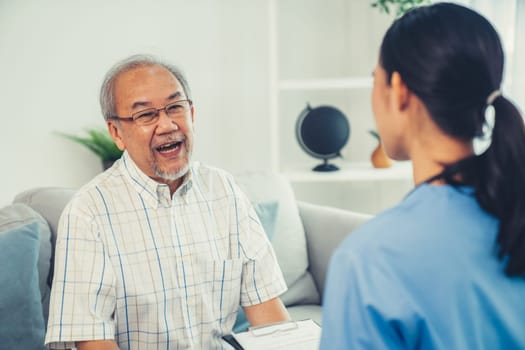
[1,172,370,349]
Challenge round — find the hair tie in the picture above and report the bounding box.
[474,90,500,155]
[486,89,501,105]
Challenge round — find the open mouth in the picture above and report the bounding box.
[156,141,182,154]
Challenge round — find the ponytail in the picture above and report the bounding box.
[435,97,525,276]
[476,97,525,276]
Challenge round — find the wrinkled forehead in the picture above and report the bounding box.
[114,65,184,111]
[114,64,182,93]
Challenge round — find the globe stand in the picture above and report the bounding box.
[313,158,339,172]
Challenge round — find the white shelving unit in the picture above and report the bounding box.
[284,161,413,183]
[268,0,395,173]
[267,0,408,213]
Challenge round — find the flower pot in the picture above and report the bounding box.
[371,142,392,168]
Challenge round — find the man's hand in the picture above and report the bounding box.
[243,297,290,327]
[76,340,120,350]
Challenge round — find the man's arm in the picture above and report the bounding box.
[243,297,291,327]
[76,340,119,350]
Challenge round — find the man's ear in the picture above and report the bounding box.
[189,104,195,131]
[107,121,126,151]
[390,71,410,111]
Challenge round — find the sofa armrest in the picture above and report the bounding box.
[297,201,371,299]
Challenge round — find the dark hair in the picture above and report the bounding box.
[380,3,525,276]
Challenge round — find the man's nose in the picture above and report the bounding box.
[156,109,179,131]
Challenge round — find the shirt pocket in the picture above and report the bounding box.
[190,258,244,323]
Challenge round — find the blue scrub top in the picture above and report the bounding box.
[320,184,525,349]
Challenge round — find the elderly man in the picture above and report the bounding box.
[45,55,289,349]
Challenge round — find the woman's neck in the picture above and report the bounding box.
[409,133,473,186]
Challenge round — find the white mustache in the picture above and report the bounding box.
[152,133,186,149]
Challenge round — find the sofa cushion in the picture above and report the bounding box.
[234,172,320,307]
[14,187,76,242]
[0,204,49,350]
[14,187,77,289]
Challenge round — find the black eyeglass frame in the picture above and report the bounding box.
[108,99,193,124]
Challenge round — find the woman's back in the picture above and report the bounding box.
[321,184,525,349]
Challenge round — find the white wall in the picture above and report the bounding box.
[0,0,272,205]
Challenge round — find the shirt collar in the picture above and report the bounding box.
[119,151,193,208]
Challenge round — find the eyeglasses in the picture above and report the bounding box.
[109,99,193,126]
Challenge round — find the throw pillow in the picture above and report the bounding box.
[253,201,279,241]
[0,220,47,350]
[0,203,52,326]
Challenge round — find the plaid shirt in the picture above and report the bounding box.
[45,152,287,349]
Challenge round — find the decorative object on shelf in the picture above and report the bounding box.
[370,0,430,16]
[57,128,123,170]
[296,103,350,172]
[369,130,392,168]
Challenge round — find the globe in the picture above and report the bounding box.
[295,103,350,171]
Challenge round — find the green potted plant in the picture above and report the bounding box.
[371,0,431,16]
[58,128,123,170]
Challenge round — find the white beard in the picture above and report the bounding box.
[154,161,190,182]
[153,143,192,182]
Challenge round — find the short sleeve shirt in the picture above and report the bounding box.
[321,184,525,349]
[45,152,287,349]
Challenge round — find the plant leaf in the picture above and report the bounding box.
[56,128,123,161]
[368,129,381,140]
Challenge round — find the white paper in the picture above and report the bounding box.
[232,319,321,350]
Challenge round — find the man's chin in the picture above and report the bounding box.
[154,163,190,182]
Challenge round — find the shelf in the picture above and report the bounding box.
[278,77,373,91]
[283,161,413,182]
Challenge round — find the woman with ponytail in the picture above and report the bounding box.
[320,3,525,349]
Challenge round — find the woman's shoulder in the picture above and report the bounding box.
[336,184,486,258]
[336,201,412,254]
